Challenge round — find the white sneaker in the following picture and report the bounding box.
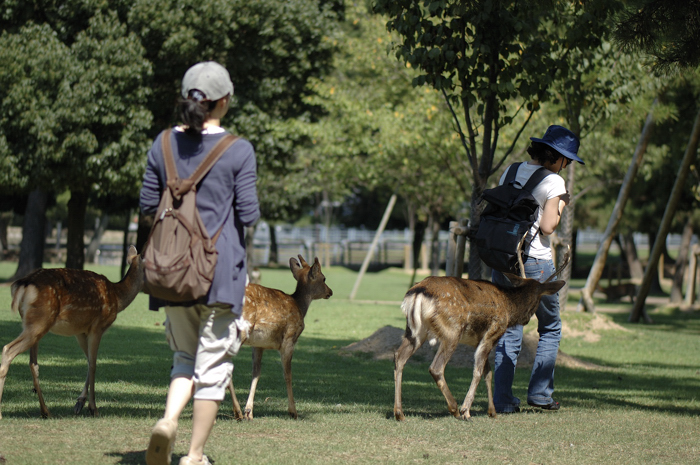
[178,455,211,465]
[146,418,178,465]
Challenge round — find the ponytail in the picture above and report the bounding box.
[177,89,218,136]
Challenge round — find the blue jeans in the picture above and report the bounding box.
[492,257,562,412]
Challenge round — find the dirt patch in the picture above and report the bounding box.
[342,321,607,371]
[561,314,629,343]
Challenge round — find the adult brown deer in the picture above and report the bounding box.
[0,245,144,419]
[393,240,569,421]
[228,255,333,420]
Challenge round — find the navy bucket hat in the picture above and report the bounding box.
[530,125,584,165]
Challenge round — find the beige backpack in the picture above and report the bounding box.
[143,129,238,302]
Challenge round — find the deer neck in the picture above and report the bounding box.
[113,263,144,312]
[506,290,543,327]
[291,287,313,319]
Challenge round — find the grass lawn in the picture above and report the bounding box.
[0,261,698,464]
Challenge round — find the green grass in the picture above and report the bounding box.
[0,262,698,464]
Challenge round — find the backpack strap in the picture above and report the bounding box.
[188,134,239,185]
[503,162,522,186]
[161,129,239,185]
[521,166,550,193]
[160,129,239,243]
[503,162,550,193]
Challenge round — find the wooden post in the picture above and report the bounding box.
[349,193,397,301]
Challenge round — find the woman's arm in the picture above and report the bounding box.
[539,193,569,236]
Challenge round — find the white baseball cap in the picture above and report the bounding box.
[181,61,234,101]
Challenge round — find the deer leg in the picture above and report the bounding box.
[228,378,244,420]
[29,344,50,419]
[459,338,497,420]
[483,359,496,418]
[84,331,103,417]
[279,340,297,419]
[244,347,264,420]
[428,339,460,419]
[1,331,43,420]
[394,327,427,421]
[74,334,90,414]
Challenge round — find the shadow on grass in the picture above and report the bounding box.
[104,451,191,465]
[2,318,699,420]
[605,306,700,335]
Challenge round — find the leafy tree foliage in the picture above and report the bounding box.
[373,0,627,276]
[615,0,700,71]
[0,11,152,270]
[301,1,465,234]
[0,0,341,270]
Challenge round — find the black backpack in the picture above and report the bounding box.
[474,162,550,274]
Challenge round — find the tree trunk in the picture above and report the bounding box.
[630,107,700,322]
[468,195,484,279]
[620,232,644,280]
[557,161,576,309]
[268,224,279,266]
[410,218,426,288]
[12,189,49,279]
[0,211,12,254]
[120,209,133,277]
[647,232,664,294]
[136,212,154,257]
[86,214,110,264]
[578,103,655,312]
[670,218,693,303]
[65,190,88,270]
[429,209,441,275]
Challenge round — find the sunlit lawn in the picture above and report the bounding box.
[0,260,698,464]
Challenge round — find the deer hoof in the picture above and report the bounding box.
[458,408,472,421]
[394,411,405,422]
[288,411,298,420]
[244,409,253,421]
[74,400,85,415]
[89,407,99,417]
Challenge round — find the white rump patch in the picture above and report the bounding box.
[402,293,437,341]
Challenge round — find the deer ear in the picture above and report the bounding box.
[127,245,138,265]
[309,257,321,279]
[290,257,303,279]
[544,280,566,295]
[297,255,309,267]
[502,272,527,287]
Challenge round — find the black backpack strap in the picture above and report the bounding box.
[503,162,522,186]
[521,166,550,193]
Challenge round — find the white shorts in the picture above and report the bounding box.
[164,304,249,401]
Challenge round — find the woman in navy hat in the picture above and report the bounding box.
[491,124,583,414]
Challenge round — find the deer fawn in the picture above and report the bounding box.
[227,255,333,420]
[0,245,144,419]
[394,239,569,421]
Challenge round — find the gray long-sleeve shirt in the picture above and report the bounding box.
[140,128,260,314]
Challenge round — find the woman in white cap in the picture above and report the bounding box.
[141,61,260,465]
[491,125,583,414]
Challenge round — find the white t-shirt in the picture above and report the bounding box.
[498,162,566,259]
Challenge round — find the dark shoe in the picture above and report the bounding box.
[496,406,520,414]
[528,400,560,411]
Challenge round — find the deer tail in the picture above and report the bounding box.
[401,292,435,342]
[10,281,36,318]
